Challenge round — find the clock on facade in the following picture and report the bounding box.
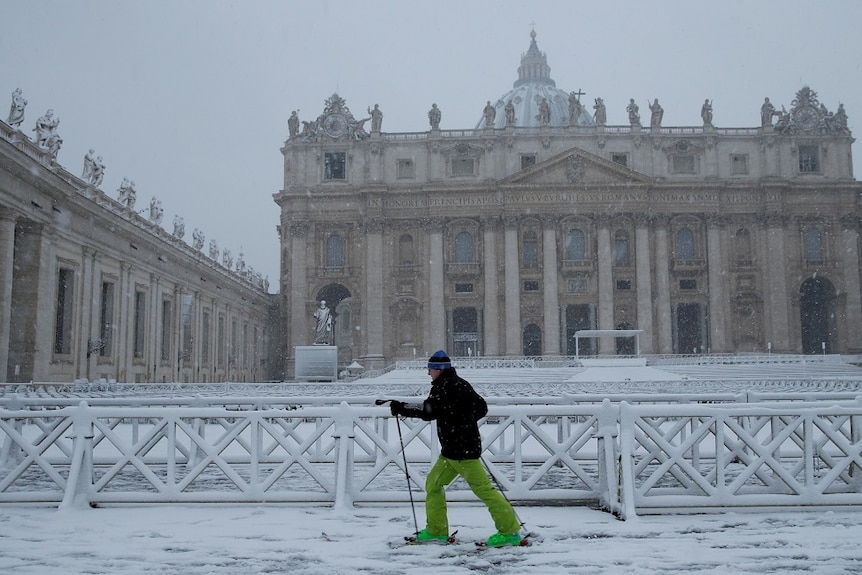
[795,106,819,131]
[323,112,349,138]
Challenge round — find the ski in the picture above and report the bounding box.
[475,532,535,549]
[393,530,458,547]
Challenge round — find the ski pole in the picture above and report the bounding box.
[377,399,419,536]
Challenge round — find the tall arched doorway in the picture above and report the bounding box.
[315,284,352,363]
[523,324,542,356]
[799,277,836,354]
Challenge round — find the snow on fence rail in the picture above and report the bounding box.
[2,399,862,518]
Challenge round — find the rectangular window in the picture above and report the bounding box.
[133,291,146,359]
[397,158,415,179]
[567,277,588,293]
[451,158,475,176]
[324,152,346,180]
[798,145,820,173]
[730,154,749,175]
[680,279,697,290]
[160,300,172,362]
[523,280,540,292]
[454,283,473,293]
[99,281,115,357]
[611,153,628,167]
[672,155,696,174]
[616,279,631,290]
[54,268,75,354]
[520,155,537,170]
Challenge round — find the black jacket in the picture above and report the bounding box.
[399,368,488,460]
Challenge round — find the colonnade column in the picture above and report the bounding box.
[482,217,500,356]
[634,215,654,353]
[653,216,673,353]
[148,274,160,381]
[428,220,445,347]
[763,215,790,351]
[503,216,521,355]
[30,227,55,381]
[289,223,309,348]
[78,247,97,380]
[0,209,16,382]
[116,262,132,382]
[840,217,862,352]
[542,217,560,356]
[364,219,385,367]
[706,216,727,352]
[596,217,614,354]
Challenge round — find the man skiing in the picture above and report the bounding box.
[389,350,522,547]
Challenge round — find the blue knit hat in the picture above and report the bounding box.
[427,350,452,370]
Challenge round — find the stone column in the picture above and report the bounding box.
[482,217,500,356]
[289,223,309,348]
[503,216,521,355]
[116,262,132,382]
[30,227,55,381]
[428,219,445,347]
[706,216,727,352]
[634,215,654,353]
[149,274,161,381]
[78,247,97,380]
[653,216,673,353]
[763,215,791,351]
[542,217,560,356]
[0,209,16,382]
[840,217,862,352]
[596,217,614,354]
[363,219,385,367]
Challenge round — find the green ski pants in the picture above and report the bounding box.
[424,456,520,537]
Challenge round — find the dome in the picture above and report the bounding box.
[475,30,594,129]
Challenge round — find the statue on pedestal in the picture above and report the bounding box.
[313,300,333,345]
[7,88,27,127]
[428,103,441,130]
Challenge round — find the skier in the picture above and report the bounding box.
[389,350,522,547]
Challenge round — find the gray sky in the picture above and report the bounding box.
[3,0,861,289]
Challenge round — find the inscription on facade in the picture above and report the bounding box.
[370,190,772,210]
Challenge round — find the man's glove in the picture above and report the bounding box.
[389,400,405,417]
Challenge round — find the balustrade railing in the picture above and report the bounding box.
[2,398,862,517]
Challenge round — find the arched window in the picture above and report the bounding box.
[676,228,695,261]
[565,228,586,260]
[398,234,414,265]
[804,227,823,261]
[325,234,344,267]
[614,230,630,265]
[734,228,752,264]
[522,230,538,266]
[454,231,474,263]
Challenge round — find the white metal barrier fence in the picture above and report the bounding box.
[2,399,862,517]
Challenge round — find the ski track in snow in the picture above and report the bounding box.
[1,505,861,574]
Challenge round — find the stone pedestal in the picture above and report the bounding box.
[295,345,338,382]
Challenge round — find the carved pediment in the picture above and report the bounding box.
[441,142,485,159]
[500,146,652,186]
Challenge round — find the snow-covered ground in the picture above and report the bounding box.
[2,503,861,574]
[4,359,862,573]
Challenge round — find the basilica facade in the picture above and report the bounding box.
[277,32,862,374]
